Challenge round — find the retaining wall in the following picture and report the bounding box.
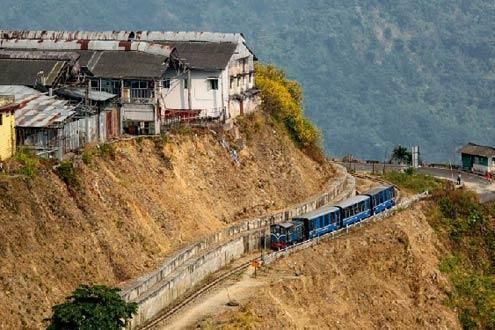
[123,163,355,329]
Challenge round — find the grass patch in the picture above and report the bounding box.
[15,148,39,178]
[383,169,444,194]
[429,189,495,329]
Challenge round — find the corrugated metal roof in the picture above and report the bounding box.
[0,85,40,102]
[15,96,75,127]
[0,58,67,86]
[0,30,245,43]
[57,87,116,102]
[0,85,75,127]
[0,39,175,57]
[459,143,495,158]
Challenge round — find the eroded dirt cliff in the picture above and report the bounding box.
[0,114,335,329]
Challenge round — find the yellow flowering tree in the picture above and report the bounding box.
[255,64,323,160]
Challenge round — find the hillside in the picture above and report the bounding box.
[1,1,494,161]
[199,203,461,329]
[0,113,335,329]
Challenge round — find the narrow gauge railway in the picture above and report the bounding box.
[270,185,396,249]
[139,184,399,329]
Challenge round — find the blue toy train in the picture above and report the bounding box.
[270,185,396,250]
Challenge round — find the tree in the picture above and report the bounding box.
[390,145,412,165]
[47,285,138,330]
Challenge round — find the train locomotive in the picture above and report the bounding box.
[270,185,396,250]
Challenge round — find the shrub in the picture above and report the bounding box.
[56,161,80,188]
[99,143,116,160]
[15,148,39,178]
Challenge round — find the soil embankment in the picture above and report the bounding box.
[0,115,335,329]
[200,203,461,329]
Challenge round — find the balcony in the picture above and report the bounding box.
[122,88,154,104]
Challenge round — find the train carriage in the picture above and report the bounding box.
[292,205,341,240]
[269,185,396,250]
[362,185,396,215]
[335,195,371,227]
[270,221,305,250]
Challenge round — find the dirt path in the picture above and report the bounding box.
[157,265,267,330]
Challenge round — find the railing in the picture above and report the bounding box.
[129,89,154,104]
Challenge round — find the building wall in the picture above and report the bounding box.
[161,70,228,119]
[161,41,259,121]
[0,112,15,161]
[461,153,495,174]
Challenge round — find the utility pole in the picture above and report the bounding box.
[187,69,192,111]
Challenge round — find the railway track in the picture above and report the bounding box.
[139,258,260,330]
[140,174,403,329]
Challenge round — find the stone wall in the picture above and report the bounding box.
[122,163,355,329]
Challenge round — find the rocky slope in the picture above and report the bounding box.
[0,113,335,329]
[203,203,460,329]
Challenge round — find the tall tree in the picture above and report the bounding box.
[390,145,412,165]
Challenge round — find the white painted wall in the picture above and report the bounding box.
[160,40,259,120]
[161,69,229,119]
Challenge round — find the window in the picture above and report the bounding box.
[90,80,99,90]
[230,78,234,89]
[163,79,171,89]
[237,77,240,87]
[184,79,188,89]
[249,73,253,84]
[0,114,3,126]
[209,78,219,90]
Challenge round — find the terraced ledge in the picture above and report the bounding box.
[121,163,355,329]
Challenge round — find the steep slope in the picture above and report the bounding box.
[0,114,334,329]
[203,203,460,329]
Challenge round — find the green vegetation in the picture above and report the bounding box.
[2,1,493,161]
[429,190,495,329]
[383,169,443,194]
[81,143,116,166]
[56,160,80,188]
[389,145,412,165]
[256,63,323,161]
[15,148,39,178]
[47,284,137,330]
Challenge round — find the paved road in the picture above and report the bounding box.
[417,167,489,186]
[417,167,495,203]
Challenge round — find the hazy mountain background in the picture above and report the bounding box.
[1,0,494,162]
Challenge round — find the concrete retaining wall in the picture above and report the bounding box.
[122,163,355,329]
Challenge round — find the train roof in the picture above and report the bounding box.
[361,185,393,196]
[294,204,340,220]
[277,222,294,229]
[336,195,370,209]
